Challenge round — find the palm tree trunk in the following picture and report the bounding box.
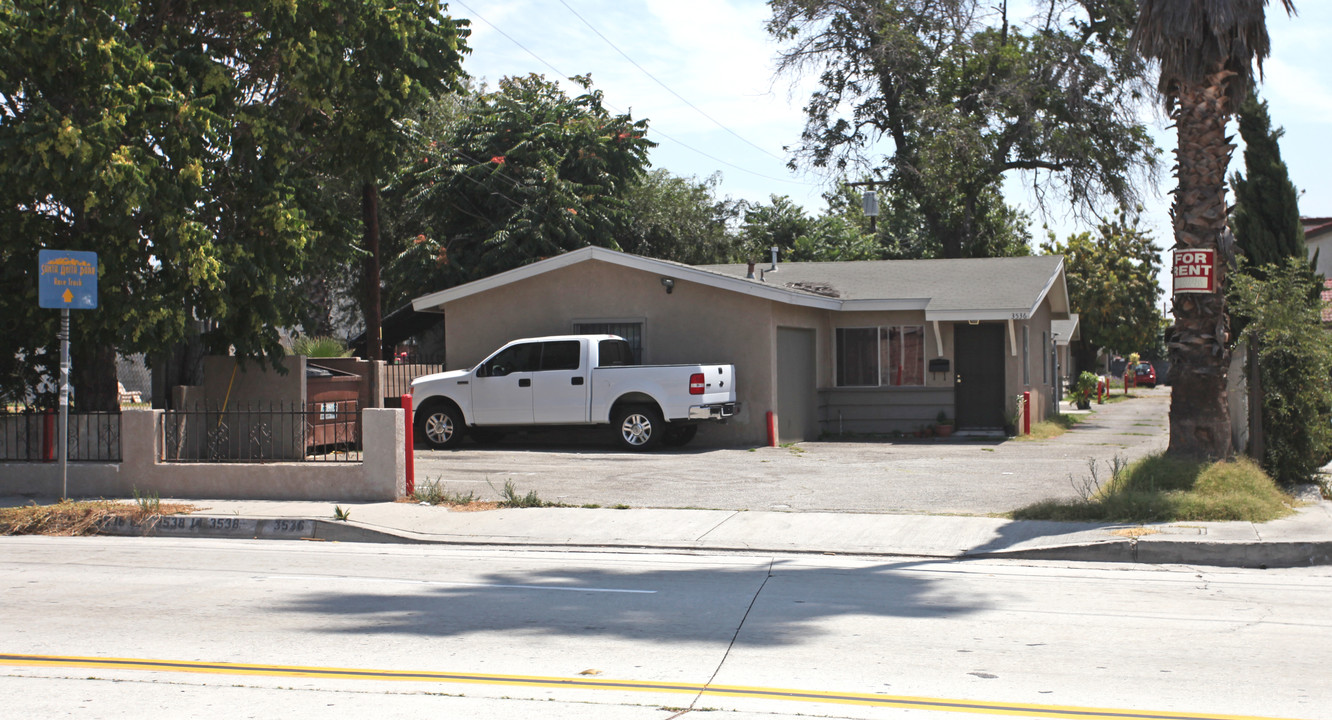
[1166,70,1235,459]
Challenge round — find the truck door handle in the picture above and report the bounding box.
[571,377,584,386]
[519,378,531,388]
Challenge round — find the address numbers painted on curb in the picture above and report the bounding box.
[99,516,315,539]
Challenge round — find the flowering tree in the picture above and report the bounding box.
[385,75,653,304]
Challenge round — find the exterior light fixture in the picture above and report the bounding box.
[846,181,881,232]
[661,277,675,294]
[862,189,879,232]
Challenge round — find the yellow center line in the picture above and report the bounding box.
[0,652,1306,720]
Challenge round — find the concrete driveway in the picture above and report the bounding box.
[413,386,1170,516]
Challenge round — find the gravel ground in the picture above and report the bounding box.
[413,386,1170,516]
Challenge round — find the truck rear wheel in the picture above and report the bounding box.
[417,402,466,449]
[613,405,663,451]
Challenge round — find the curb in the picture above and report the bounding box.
[97,515,417,544]
[95,514,1332,569]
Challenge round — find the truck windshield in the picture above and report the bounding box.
[598,339,635,366]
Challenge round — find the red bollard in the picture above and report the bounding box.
[401,394,414,497]
[767,411,778,447]
[42,410,55,462]
[1022,391,1031,435]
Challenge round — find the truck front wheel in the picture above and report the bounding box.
[613,405,663,451]
[417,402,466,449]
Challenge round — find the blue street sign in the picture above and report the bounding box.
[38,250,98,309]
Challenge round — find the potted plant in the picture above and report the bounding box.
[935,410,955,438]
[1072,371,1099,410]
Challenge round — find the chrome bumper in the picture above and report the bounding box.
[688,402,739,420]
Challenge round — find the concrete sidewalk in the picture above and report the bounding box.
[90,490,1332,569]
[10,388,1332,568]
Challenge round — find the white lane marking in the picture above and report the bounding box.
[258,574,656,594]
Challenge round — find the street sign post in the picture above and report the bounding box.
[38,250,99,499]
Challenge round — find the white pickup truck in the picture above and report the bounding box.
[410,335,738,450]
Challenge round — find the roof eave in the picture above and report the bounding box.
[410,246,843,312]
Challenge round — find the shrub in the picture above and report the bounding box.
[291,335,351,358]
[1014,454,1293,523]
[1231,258,1332,484]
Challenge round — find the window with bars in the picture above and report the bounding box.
[575,322,642,364]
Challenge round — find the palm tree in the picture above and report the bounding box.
[1132,0,1296,459]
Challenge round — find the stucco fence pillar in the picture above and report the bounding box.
[0,408,404,501]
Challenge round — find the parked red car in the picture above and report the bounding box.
[1132,362,1156,388]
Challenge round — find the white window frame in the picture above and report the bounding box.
[835,327,880,387]
[1022,325,1030,386]
[835,325,926,388]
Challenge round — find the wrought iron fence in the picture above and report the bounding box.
[161,403,361,463]
[0,410,122,462]
[384,360,444,405]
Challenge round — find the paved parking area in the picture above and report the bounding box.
[413,387,1170,515]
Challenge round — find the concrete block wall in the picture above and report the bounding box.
[0,408,404,502]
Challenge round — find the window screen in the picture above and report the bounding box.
[835,328,879,386]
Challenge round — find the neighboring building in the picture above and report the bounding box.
[1301,217,1332,326]
[410,247,1071,446]
[1303,216,1332,277]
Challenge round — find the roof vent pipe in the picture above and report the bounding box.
[769,245,779,272]
[746,261,756,279]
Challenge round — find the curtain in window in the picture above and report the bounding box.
[835,328,878,386]
[882,326,925,386]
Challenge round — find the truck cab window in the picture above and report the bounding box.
[482,343,539,377]
[540,341,581,371]
[597,340,635,367]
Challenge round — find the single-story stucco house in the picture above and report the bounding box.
[410,246,1072,446]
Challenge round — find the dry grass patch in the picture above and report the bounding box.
[1013,414,1084,441]
[0,499,199,536]
[1014,455,1296,523]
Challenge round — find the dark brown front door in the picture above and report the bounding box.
[954,323,1005,429]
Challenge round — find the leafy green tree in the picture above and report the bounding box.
[384,75,653,306]
[738,195,883,263]
[1230,92,1308,275]
[0,0,468,406]
[768,0,1158,258]
[613,170,742,265]
[1230,258,1332,484]
[1229,88,1320,470]
[1133,0,1296,459]
[1042,210,1164,373]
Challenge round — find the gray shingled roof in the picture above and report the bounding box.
[412,246,1068,320]
[698,255,1068,316]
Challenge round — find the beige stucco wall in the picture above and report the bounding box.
[200,356,305,408]
[1003,299,1057,427]
[444,260,778,445]
[437,258,1064,442]
[819,311,956,434]
[0,409,404,501]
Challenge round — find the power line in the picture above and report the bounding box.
[452,0,814,187]
[554,0,787,163]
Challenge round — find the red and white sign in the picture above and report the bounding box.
[1173,248,1216,294]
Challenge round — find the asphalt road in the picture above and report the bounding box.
[2,536,1329,719]
[413,388,1171,515]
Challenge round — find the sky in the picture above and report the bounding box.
[450,0,1330,270]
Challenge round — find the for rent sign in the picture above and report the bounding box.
[1173,248,1216,294]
